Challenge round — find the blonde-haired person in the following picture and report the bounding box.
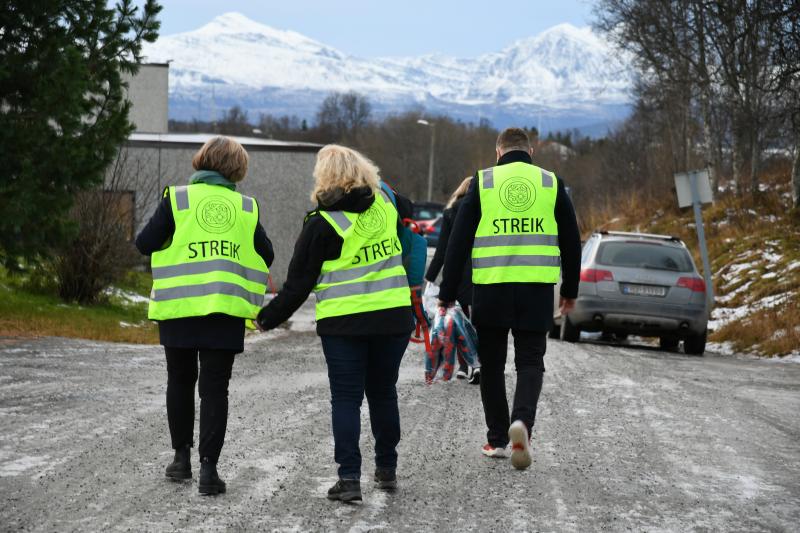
[424,177,479,383]
[256,145,414,502]
[136,136,274,495]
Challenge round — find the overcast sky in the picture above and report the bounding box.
[148,0,597,57]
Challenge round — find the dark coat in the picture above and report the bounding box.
[135,187,275,352]
[438,150,582,332]
[256,186,415,337]
[425,197,472,305]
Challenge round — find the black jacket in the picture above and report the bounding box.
[438,151,581,332]
[135,187,275,352]
[256,186,415,337]
[425,197,472,305]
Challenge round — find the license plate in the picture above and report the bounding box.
[621,283,667,297]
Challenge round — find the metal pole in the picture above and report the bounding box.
[426,125,435,202]
[689,171,714,310]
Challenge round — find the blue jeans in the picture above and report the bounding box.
[320,333,410,480]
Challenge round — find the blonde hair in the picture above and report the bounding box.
[310,144,380,202]
[446,176,473,208]
[192,136,249,182]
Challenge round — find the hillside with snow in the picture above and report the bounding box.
[143,12,633,132]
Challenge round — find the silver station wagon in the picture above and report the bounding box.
[554,231,709,355]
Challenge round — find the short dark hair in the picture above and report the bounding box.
[496,128,531,153]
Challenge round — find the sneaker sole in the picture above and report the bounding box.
[481,448,510,459]
[508,423,532,470]
[327,491,362,502]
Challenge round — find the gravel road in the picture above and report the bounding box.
[1,306,799,532]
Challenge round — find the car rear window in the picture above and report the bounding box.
[596,242,694,272]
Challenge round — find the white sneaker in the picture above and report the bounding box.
[508,420,532,470]
[481,443,510,458]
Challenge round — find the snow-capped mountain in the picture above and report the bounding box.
[144,12,633,133]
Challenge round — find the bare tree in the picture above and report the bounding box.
[316,91,372,142]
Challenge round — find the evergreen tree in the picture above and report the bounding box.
[0,0,161,268]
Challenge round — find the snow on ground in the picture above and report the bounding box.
[708,292,792,332]
[104,287,150,305]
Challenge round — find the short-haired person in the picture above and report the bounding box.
[256,145,414,502]
[136,136,275,494]
[438,128,581,469]
[425,176,479,383]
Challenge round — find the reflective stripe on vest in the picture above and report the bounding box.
[152,281,264,307]
[152,258,267,284]
[314,192,410,320]
[148,183,269,321]
[472,162,560,284]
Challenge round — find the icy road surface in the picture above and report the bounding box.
[1,318,799,531]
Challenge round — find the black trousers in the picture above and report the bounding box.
[164,347,236,463]
[476,327,546,447]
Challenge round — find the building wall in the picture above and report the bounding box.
[123,64,169,133]
[116,143,318,286]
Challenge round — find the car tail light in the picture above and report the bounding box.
[580,268,614,282]
[425,226,435,234]
[677,277,706,292]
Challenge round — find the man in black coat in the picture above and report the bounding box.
[437,127,581,470]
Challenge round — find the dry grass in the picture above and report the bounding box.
[584,162,800,357]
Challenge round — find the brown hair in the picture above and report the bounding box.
[310,144,380,202]
[496,127,531,154]
[191,136,249,182]
[446,176,473,208]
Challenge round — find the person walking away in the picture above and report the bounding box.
[256,145,413,502]
[136,136,274,494]
[437,128,580,470]
[425,176,478,383]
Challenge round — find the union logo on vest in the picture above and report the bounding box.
[354,203,387,239]
[499,177,536,212]
[196,196,237,234]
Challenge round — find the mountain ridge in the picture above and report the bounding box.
[144,12,633,134]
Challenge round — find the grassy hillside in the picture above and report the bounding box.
[0,269,157,344]
[580,161,800,357]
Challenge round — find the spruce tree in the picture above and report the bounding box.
[0,0,161,268]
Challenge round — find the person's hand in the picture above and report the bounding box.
[437,299,454,309]
[559,297,576,316]
[253,319,266,332]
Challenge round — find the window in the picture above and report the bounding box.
[596,241,693,272]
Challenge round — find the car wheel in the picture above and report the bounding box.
[549,321,561,339]
[614,333,629,342]
[561,316,580,343]
[659,337,679,351]
[683,329,707,356]
[600,331,614,342]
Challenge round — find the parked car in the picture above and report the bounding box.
[412,201,444,222]
[419,216,442,247]
[412,201,444,247]
[552,231,709,355]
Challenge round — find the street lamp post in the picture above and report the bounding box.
[417,119,435,201]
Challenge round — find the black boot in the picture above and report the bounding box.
[374,468,397,491]
[327,479,362,502]
[198,457,226,495]
[165,444,191,481]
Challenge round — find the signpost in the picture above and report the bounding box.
[674,170,714,310]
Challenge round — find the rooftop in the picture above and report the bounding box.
[127,132,322,152]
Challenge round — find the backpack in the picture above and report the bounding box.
[380,181,427,287]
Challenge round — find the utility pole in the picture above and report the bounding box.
[417,119,435,201]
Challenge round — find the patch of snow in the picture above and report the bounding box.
[709,292,792,331]
[762,252,782,263]
[786,260,800,271]
[762,272,777,279]
[717,280,753,304]
[0,455,51,477]
[706,341,736,356]
[104,287,150,305]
